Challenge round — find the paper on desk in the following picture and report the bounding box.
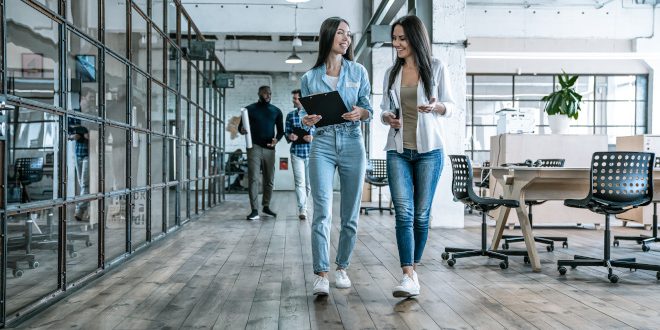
[241,108,252,149]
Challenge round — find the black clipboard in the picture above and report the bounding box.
[291,127,310,144]
[299,91,349,127]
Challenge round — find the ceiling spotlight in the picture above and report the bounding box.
[286,0,310,3]
[285,49,302,64]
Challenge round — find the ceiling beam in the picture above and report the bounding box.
[354,0,407,60]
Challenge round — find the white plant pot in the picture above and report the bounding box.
[547,114,571,134]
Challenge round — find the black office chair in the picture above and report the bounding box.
[6,157,44,277]
[557,151,660,283]
[465,161,491,215]
[502,158,569,251]
[613,156,660,252]
[360,159,393,215]
[14,157,44,203]
[441,155,528,269]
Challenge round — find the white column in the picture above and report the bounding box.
[430,0,467,228]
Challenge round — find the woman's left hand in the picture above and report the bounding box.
[418,97,444,114]
[342,106,367,122]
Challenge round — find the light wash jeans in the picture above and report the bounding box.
[310,125,366,273]
[387,148,443,267]
[75,155,90,218]
[291,154,310,215]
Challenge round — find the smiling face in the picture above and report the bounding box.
[331,21,352,56]
[392,24,413,62]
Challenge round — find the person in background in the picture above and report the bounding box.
[69,88,95,221]
[301,17,372,296]
[284,89,314,220]
[381,15,455,298]
[238,86,284,220]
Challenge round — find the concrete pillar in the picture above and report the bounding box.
[430,0,466,228]
[636,6,660,134]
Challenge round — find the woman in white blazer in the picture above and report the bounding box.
[381,15,456,298]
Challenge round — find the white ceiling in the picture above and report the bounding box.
[181,0,365,72]
[181,0,659,72]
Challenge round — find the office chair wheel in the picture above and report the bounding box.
[546,245,554,252]
[364,210,369,215]
[86,240,93,247]
[642,244,650,252]
[562,242,568,248]
[558,266,567,275]
[29,261,39,269]
[69,251,79,258]
[502,243,509,250]
[608,274,619,283]
[389,210,394,215]
[613,240,619,247]
[441,252,450,260]
[499,261,508,270]
[13,269,23,278]
[571,265,577,269]
[447,259,456,267]
[523,256,530,264]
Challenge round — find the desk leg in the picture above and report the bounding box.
[490,207,510,251]
[514,200,541,272]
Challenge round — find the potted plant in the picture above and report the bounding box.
[542,72,582,134]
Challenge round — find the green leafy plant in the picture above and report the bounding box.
[542,72,582,120]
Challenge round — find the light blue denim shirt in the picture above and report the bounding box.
[300,58,373,130]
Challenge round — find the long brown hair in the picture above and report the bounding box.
[312,17,354,69]
[387,15,433,99]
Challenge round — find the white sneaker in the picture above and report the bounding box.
[313,275,329,296]
[392,274,420,298]
[334,269,352,288]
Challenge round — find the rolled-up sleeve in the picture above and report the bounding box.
[436,62,455,118]
[357,65,373,120]
[380,68,395,125]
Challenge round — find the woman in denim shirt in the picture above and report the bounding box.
[381,15,455,298]
[300,17,372,296]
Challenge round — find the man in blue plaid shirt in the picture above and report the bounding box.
[285,89,315,220]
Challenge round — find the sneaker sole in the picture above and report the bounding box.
[247,216,260,220]
[313,290,329,296]
[393,290,419,298]
[335,283,351,289]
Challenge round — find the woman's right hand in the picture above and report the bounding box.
[383,112,401,129]
[302,114,322,127]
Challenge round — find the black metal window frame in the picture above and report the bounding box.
[465,73,649,164]
[0,0,226,326]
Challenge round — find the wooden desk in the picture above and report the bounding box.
[488,167,660,272]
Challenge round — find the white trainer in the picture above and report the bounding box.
[334,269,352,289]
[313,275,329,296]
[392,273,420,298]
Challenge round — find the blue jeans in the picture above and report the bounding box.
[387,148,443,267]
[310,125,366,273]
[291,154,310,214]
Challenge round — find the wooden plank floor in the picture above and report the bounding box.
[14,192,660,329]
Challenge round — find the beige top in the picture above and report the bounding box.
[401,85,418,150]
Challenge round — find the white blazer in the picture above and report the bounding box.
[380,57,455,154]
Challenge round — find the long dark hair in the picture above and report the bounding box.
[312,17,354,69]
[387,15,433,100]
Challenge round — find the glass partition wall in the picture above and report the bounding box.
[465,74,648,165]
[0,1,226,325]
